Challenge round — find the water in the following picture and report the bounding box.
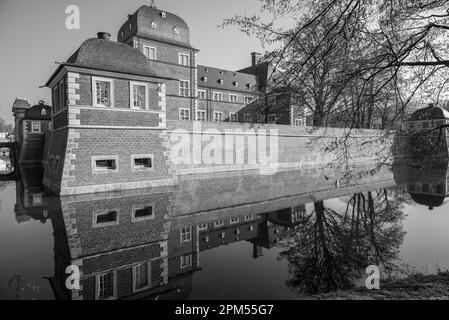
[0,164,448,300]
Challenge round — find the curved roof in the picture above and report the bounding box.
[24,103,51,120]
[409,104,449,121]
[410,193,445,210]
[117,5,194,49]
[65,38,160,78]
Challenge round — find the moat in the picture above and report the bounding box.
[0,164,448,300]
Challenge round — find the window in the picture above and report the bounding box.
[131,154,153,171]
[93,210,119,228]
[31,122,41,133]
[132,263,151,292]
[143,46,157,60]
[198,90,206,100]
[196,110,206,121]
[214,220,224,228]
[96,272,116,300]
[244,114,252,123]
[244,214,254,221]
[179,80,190,97]
[233,81,238,87]
[161,11,166,18]
[180,226,192,243]
[54,156,60,172]
[230,217,239,224]
[92,156,119,173]
[229,94,238,103]
[229,113,238,123]
[198,223,208,231]
[41,108,46,115]
[151,21,157,29]
[180,254,192,269]
[132,205,154,222]
[33,193,42,206]
[54,85,60,112]
[179,108,190,121]
[130,81,148,110]
[294,118,304,126]
[178,53,190,66]
[92,77,114,107]
[59,80,65,109]
[202,76,208,82]
[213,112,223,122]
[244,96,253,104]
[268,114,277,124]
[173,27,179,35]
[49,155,54,168]
[213,92,222,101]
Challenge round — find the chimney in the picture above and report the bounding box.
[251,52,262,67]
[97,32,111,40]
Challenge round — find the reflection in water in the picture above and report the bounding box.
[5,162,449,299]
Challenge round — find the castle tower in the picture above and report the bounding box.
[12,98,31,143]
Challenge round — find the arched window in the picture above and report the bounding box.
[161,12,166,19]
[41,109,46,115]
[173,27,179,35]
[151,21,157,29]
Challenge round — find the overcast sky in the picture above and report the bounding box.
[0,0,263,124]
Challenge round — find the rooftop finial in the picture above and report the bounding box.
[149,0,157,8]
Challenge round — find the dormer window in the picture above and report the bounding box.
[233,81,239,87]
[173,27,179,35]
[121,31,124,38]
[218,79,224,85]
[247,83,253,89]
[151,21,157,29]
[161,11,166,19]
[129,23,132,30]
[202,76,208,82]
[41,109,46,115]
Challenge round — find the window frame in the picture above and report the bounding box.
[91,155,119,174]
[179,108,190,121]
[143,45,157,60]
[213,92,223,102]
[198,90,206,100]
[214,220,224,228]
[132,262,152,293]
[132,204,155,222]
[92,76,114,108]
[130,154,154,172]
[92,209,120,228]
[180,254,193,269]
[130,81,149,110]
[178,53,190,66]
[31,121,41,133]
[213,111,223,122]
[196,110,206,121]
[179,80,190,97]
[180,226,192,243]
[294,118,304,127]
[229,112,238,123]
[229,94,238,103]
[95,271,117,300]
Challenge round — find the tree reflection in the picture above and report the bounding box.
[279,188,406,295]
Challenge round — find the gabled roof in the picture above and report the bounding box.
[197,65,258,93]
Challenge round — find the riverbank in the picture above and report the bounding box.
[306,272,449,300]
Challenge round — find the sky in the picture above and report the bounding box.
[0,0,264,124]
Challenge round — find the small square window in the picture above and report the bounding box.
[213,112,223,122]
[179,108,190,121]
[178,53,190,66]
[198,90,206,100]
[92,156,119,174]
[229,113,238,123]
[131,154,153,171]
[31,122,41,133]
[96,159,116,170]
[196,110,206,121]
[180,226,192,243]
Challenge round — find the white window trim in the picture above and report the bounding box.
[229,94,238,103]
[92,76,114,108]
[198,90,206,99]
[143,45,157,60]
[178,53,190,66]
[180,254,193,269]
[132,262,152,293]
[31,122,41,133]
[229,112,238,122]
[198,223,208,231]
[294,118,304,126]
[179,108,190,121]
[196,110,206,121]
[230,217,239,224]
[179,80,190,97]
[213,111,223,122]
[91,155,119,174]
[213,92,223,101]
[95,271,117,300]
[214,220,224,228]
[131,204,155,222]
[180,226,192,243]
[130,81,149,110]
[92,209,120,228]
[130,154,154,172]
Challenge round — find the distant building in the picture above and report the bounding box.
[12,98,31,144]
[17,101,51,164]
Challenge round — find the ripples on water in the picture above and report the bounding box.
[0,164,448,300]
